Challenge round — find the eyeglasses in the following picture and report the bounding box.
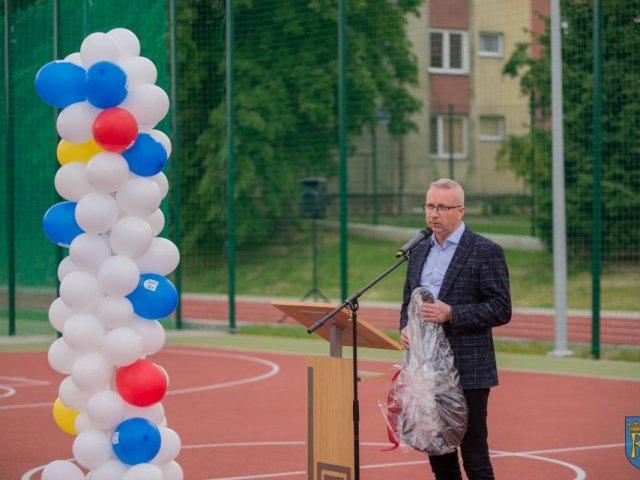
[421,204,463,213]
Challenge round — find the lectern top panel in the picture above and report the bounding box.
[271,301,401,351]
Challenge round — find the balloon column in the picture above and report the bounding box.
[36,28,182,480]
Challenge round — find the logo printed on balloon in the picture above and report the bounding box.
[143,279,159,291]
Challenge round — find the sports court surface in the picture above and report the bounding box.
[1,334,639,479]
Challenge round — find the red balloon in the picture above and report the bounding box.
[93,107,138,152]
[115,359,168,407]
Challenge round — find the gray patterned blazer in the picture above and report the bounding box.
[399,228,512,389]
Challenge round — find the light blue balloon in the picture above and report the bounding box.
[127,273,178,320]
[34,61,86,108]
[86,61,128,109]
[112,417,161,465]
[42,201,84,247]
[123,133,168,176]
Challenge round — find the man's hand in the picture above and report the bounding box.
[419,299,452,324]
[400,327,410,350]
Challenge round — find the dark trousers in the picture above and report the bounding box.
[428,388,494,480]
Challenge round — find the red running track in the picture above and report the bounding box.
[1,346,638,479]
[182,294,640,347]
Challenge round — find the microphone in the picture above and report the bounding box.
[395,227,433,258]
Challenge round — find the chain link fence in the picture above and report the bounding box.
[2,1,638,344]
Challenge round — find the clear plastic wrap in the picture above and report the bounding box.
[380,287,468,455]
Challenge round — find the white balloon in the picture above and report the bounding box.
[107,28,141,58]
[72,428,113,469]
[160,461,184,480]
[76,192,120,234]
[81,32,120,67]
[130,317,166,355]
[152,427,181,464]
[123,401,165,424]
[120,84,169,130]
[150,172,169,199]
[109,216,153,257]
[48,338,82,375]
[59,375,92,411]
[57,101,101,143]
[97,255,141,297]
[57,256,78,282]
[64,52,84,67]
[63,313,105,352]
[95,295,134,328]
[86,389,125,430]
[135,237,180,276]
[122,464,163,480]
[55,162,92,201]
[101,327,143,366]
[71,351,113,392]
[116,177,162,217]
[149,130,171,157]
[119,56,157,86]
[87,152,130,193]
[70,233,112,273]
[48,297,74,332]
[60,271,103,312]
[146,209,165,236]
[41,460,85,480]
[74,411,95,433]
[87,459,128,480]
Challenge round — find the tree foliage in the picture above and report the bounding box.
[499,0,640,263]
[177,0,424,253]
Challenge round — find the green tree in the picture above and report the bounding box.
[177,0,423,253]
[499,0,640,263]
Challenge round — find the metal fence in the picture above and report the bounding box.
[2,1,639,350]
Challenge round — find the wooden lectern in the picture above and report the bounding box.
[271,301,401,480]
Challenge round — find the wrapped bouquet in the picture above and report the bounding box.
[381,287,468,455]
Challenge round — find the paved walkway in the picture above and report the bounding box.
[182,293,640,347]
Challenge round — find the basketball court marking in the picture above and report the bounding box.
[8,347,632,480]
[1,349,279,411]
[0,375,51,400]
[21,441,621,480]
[185,440,621,480]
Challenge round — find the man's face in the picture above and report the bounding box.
[425,187,465,242]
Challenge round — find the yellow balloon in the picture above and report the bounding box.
[57,139,102,165]
[52,397,79,435]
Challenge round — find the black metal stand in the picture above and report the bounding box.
[307,254,412,480]
[278,218,329,323]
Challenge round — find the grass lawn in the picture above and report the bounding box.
[183,228,640,312]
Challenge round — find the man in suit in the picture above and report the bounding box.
[399,178,512,480]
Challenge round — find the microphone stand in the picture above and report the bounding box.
[307,248,417,480]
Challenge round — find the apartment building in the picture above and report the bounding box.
[349,0,549,213]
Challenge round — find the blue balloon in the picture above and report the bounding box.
[86,61,128,109]
[123,133,168,176]
[42,201,84,247]
[112,417,161,465]
[34,61,86,108]
[127,273,178,320]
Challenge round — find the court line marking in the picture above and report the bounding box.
[162,348,280,394]
[0,376,51,386]
[185,440,621,480]
[2,349,279,410]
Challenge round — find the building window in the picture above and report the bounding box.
[429,29,469,74]
[478,32,504,58]
[430,114,467,158]
[478,116,505,141]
